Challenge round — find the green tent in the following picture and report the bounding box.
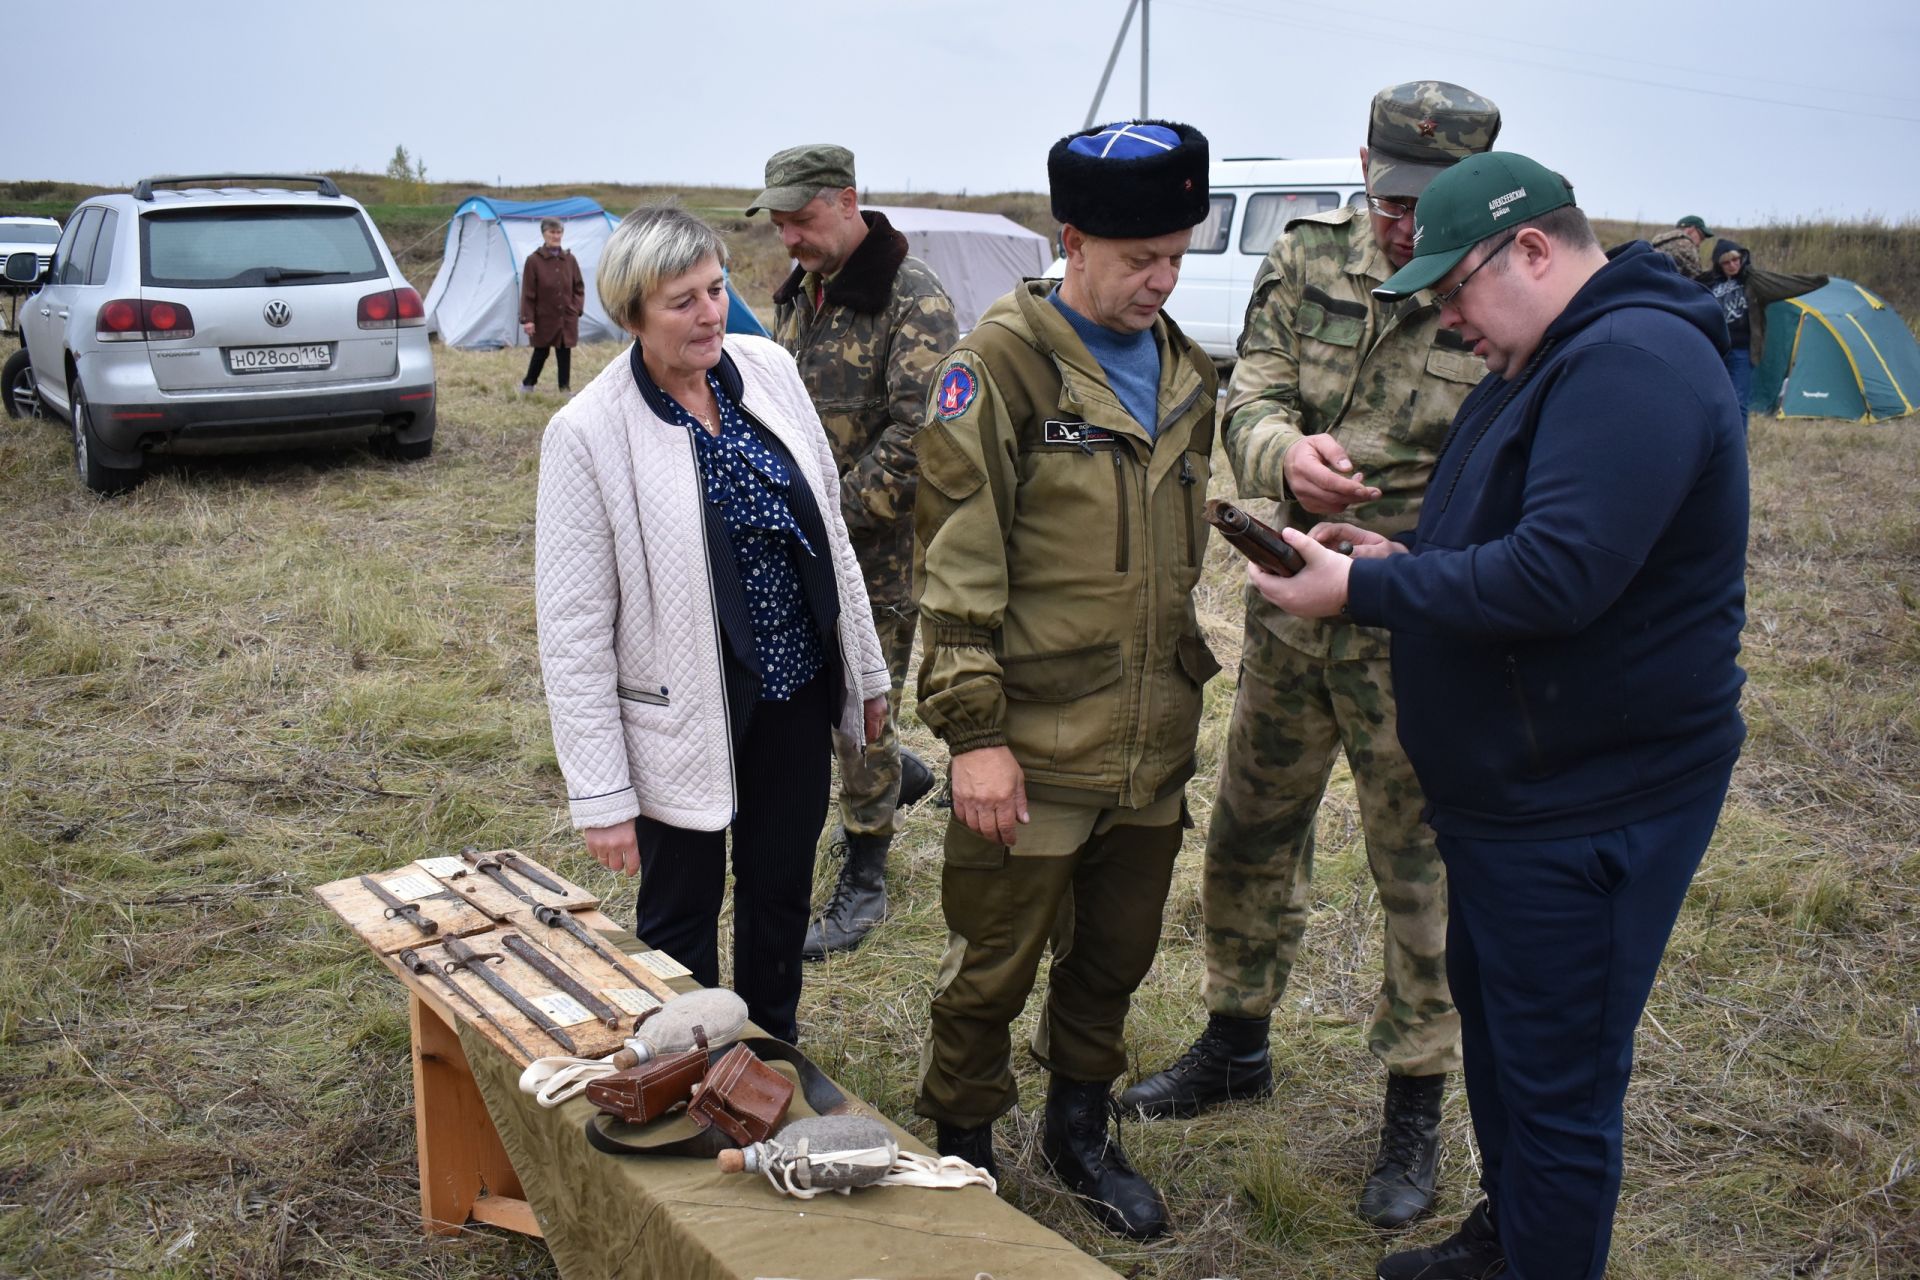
[1752,278,1920,422]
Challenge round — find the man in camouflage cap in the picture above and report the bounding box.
[1118,80,1498,1230]
[748,144,959,959]
[1648,214,1712,276]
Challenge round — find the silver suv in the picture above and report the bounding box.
[5,174,435,492]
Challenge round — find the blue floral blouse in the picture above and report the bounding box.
[663,374,825,701]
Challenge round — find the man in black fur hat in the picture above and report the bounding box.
[909,120,1219,1239]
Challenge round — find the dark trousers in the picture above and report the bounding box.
[633,673,831,1043]
[524,345,572,389]
[1439,766,1732,1280]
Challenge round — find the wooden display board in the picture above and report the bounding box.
[317,848,682,1066]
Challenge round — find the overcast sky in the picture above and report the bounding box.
[17,0,1919,226]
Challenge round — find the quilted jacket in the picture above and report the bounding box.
[536,334,890,833]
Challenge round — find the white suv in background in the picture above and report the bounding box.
[0,215,61,279]
[5,174,435,492]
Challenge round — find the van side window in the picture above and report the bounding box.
[1188,195,1235,254]
[1240,191,1340,255]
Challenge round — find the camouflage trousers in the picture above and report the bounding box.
[831,600,917,838]
[1202,616,1460,1077]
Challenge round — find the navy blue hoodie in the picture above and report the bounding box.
[1345,242,1748,838]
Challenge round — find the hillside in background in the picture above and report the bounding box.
[5,174,1915,330]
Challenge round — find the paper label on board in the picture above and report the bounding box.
[605,988,663,1015]
[531,992,595,1026]
[634,950,692,979]
[380,873,440,902]
[416,856,469,879]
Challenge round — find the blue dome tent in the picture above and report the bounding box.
[1752,278,1920,422]
[422,196,765,350]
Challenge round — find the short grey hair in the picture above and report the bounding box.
[597,205,729,333]
[538,217,563,234]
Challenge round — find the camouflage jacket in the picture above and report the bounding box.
[1647,227,1702,277]
[773,210,959,610]
[1224,204,1486,660]
[914,282,1221,808]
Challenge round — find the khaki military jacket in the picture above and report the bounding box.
[914,281,1221,808]
[1224,204,1486,660]
[774,210,959,611]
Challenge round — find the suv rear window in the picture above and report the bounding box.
[1,223,61,244]
[140,207,385,289]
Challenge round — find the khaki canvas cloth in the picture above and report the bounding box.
[456,929,1117,1280]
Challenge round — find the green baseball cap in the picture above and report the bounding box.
[1374,151,1576,300]
[746,143,856,216]
[1676,214,1711,234]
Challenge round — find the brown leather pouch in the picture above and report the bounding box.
[687,1042,794,1145]
[584,1047,709,1125]
[1204,499,1304,576]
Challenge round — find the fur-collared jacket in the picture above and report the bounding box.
[773,210,958,610]
[535,335,890,833]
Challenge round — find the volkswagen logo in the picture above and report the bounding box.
[264,300,292,328]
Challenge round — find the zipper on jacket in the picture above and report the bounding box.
[688,431,738,814]
[1179,452,1199,567]
[1504,653,1546,776]
[1110,447,1130,573]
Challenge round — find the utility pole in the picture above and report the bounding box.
[1083,0,1150,130]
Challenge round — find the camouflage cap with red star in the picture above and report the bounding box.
[1366,82,1502,200]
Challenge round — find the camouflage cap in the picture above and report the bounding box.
[1677,214,1712,235]
[746,144,856,216]
[1365,81,1501,200]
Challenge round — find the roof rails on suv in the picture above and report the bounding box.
[132,174,342,201]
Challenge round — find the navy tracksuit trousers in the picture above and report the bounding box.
[1438,764,1732,1280]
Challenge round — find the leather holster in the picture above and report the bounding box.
[687,1042,794,1145]
[585,1046,709,1125]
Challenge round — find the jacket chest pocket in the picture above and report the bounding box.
[1294,294,1367,350]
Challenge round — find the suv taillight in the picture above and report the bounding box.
[97,299,195,341]
[359,287,426,330]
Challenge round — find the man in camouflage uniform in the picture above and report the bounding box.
[913,120,1219,1240]
[749,144,960,958]
[1119,82,1498,1230]
[1648,214,1711,276]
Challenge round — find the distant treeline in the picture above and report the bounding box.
[5,175,1914,330]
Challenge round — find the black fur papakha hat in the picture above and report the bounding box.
[1048,120,1210,239]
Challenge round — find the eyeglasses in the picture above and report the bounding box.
[1433,233,1518,308]
[1367,195,1414,221]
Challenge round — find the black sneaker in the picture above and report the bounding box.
[1376,1201,1506,1279]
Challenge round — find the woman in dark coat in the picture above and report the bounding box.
[518,217,586,395]
[1698,238,1826,413]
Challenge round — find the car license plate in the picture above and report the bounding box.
[227,343,332,373]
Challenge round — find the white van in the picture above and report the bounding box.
[1178,157,1366,359]
[1044,156,1367,362]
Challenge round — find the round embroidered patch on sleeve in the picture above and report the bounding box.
[934,364,978,420]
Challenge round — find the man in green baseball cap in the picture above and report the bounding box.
[746,142,957,961]
[1250,150,1751,1280]
[1649,213,1712,274]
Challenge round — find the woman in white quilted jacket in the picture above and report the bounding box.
[534,206,890,1043]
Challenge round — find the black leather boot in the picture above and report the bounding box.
[1117,1013,1274,1119]
[1375,1200,1506,1279]
[1041,1076,1169,1239]
[1359,1072,1445,1227]
[801,832,888,960]
[935,1121,998,1183]
[898,747,936,810]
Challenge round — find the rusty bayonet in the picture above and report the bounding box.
[500,933,624,1030]
[359,874,439,936]
[439,932,579,1055]
[460,845,569,899]
[530,903,656,993]
[397,946,535,1061]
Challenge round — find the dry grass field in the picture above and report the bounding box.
[1,217,1916,1277]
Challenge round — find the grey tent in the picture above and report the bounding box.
[424,197,624,349]
[865,205,1051,332]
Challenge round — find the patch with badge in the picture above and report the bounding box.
[934,365,977,420]
[1043,420,1117,446]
